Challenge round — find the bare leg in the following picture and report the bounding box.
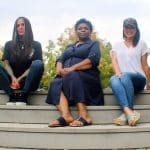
[69,102,92,127]
[49,91,74,126]
[123,107,133,116]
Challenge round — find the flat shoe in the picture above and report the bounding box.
[113,113,127,126]
[127,111,140,126]
[69,117,92,127]
[48,116,68,127]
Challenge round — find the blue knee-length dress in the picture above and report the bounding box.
[46,38,104,106]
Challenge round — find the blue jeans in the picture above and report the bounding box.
[0,60,44,96]
[110,72,146,109]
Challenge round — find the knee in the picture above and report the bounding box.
[110,76,118,86]
[31,60,44,71]
[120,73,130,83]
[110,75,123,90]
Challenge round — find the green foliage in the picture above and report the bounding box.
[99,41,113,88]
[57,28,77,52]
[40,40,60,90]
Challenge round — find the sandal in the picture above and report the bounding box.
[69,117,92,127]
[127,111,140,126]
[48,116,68,127]
[113,113,127,126]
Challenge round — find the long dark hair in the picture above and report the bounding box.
[11,17,34,62]
[123,18,140,47]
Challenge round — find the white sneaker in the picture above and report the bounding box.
[15,102,27,106]
[6,102,16,106]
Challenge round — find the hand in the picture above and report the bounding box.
[57,66,76,77]
[63,66,76,74]
[56,67,63,76]
[10,77,20,89]
[59,68,68,76]
[115,72,122,78]
[56,68,67,77]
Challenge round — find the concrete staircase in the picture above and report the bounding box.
[0,89,150,149]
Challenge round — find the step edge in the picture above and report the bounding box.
[0,105,150,110]
[0,123,150,133]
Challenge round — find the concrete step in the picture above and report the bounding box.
[1,90,150,106]
[0,105,150,124]
[0,122,150,149]
[104,89,150,105]
[0,90,150,149]
[0,90,48,105]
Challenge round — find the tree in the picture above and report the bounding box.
[40,40,60,90]
[98,41,113,88]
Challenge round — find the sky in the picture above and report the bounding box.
[0,0,150,58]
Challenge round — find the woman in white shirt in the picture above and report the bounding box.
[110,18,150,126]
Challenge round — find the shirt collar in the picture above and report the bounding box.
[75,38,92,46]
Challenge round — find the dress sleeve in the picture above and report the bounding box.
[57,45,74,63]
[88,41,100,67]
[57,52,66,63]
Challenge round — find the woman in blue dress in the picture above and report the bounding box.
[46,18,104,127]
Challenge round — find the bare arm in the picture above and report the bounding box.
[4,60,30,81]
[17,69,29,82]
[4,60,15,79]
[4,60,20,89]
[111,51,122,77]
[71,58,92,70]
[63,58,92,74]
[141,53,150,90]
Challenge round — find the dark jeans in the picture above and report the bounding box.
[0,60,44,96]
